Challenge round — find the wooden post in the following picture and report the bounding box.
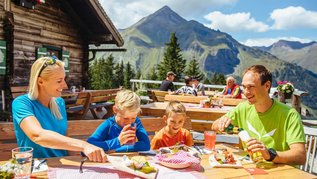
[1,90,4,111]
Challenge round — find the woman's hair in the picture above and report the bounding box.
[115,89,141,113]
[165,101,186,118]
[28,57,65,119]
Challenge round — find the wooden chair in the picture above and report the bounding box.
[66,92,92,119]
[140,117,192,141]
[89,88,122,119]
[165,94,208,104]
[151,90,168,102]
[301,126,317,174]
[0,119,104,160]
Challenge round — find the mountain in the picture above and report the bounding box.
[99,6,317,110]
[254,40,317,74]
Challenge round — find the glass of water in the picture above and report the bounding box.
[12,147,33,179]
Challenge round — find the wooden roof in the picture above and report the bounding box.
[60,0,124,46]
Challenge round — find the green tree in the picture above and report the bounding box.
[102,54,115,89]
[113,60,124,87]
[124,62,135,89]
[146,66,160,89]
[89,58,106,89]
[185,56,205,81]
[157,32,186,81]
[211,73,226,85]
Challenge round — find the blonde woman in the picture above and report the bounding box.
[87,90,150,152]
[12,57,107,162]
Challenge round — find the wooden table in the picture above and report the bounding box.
[28,144,316,178]
[141,102,233,121]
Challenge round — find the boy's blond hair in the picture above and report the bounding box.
[115,89,141,113]
[165,101,186,117]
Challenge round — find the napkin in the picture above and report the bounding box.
[32,159,48,173]
[155,150,201,170]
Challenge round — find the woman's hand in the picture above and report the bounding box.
[82,143,107,163]
[212,116,231,132]
[118,124,136,145]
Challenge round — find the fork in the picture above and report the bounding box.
[35,159,47,170]
[79,157,88,173]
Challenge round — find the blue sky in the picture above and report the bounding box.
[100,0,317,46]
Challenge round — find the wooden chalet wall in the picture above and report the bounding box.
[0,0,6,89]
[0,0,89,90]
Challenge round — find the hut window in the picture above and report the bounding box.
[0,40,6,75]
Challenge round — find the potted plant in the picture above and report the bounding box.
[277,81,295,102]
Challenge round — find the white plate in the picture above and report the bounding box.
[107,155,158,179]
[209,154,243,168]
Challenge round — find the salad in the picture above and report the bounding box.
[123,156,157,174]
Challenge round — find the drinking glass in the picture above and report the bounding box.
[204,131,216,150]
[125,123,136,145]
[12,147,33,179]
[238,131,264,163]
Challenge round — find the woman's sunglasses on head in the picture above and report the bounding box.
[38,56,57,77]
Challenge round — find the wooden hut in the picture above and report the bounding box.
[0,0,124,108]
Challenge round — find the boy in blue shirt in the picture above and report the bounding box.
[87,90,150,152]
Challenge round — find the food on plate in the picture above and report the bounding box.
[0,159,20,179]
[122,156,156,174]
[159,144,200,159]
[213,149,237,164]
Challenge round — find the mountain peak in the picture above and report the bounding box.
[271,40,316,49]
[131,5,187,29]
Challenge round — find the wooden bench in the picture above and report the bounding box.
[165,94,208,104]
[88,88,122,119]
[10,86,29,99]
[151,90,169,102]
[0,119,104,160]
[211,97,246,106]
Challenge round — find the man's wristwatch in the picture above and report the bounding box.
[267,148,277,161]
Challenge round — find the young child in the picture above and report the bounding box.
[151,101,193,150]
[87,90,150,152]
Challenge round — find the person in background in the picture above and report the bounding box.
[212,65,306,165]
[87,90,150,152]
[175,76,197,96]
[217,76,242,98]
[151,101,193,150]
[191,76,205,96]
[160,71,176,92]
[12,57,107,162]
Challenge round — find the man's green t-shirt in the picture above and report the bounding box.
[226,99,305,151]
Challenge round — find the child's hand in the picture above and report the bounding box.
[118,124,136,145]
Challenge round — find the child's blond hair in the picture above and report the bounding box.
[165,101,186,117]
[115,90,141,113]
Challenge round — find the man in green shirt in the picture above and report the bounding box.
[212,65,306,165]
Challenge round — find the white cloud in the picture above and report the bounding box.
[98,0,237,29]
[270,6,317,29]
[242,37,314,47]
[204,11,270,32]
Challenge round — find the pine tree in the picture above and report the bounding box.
[211,73,226,85]
[146,66,160,89]
[113,60,124,88]
[102,54,114,89]
[185,56,205,81]
[89,58,106,89]
[157,32,186,81]
[124,62,135,89]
